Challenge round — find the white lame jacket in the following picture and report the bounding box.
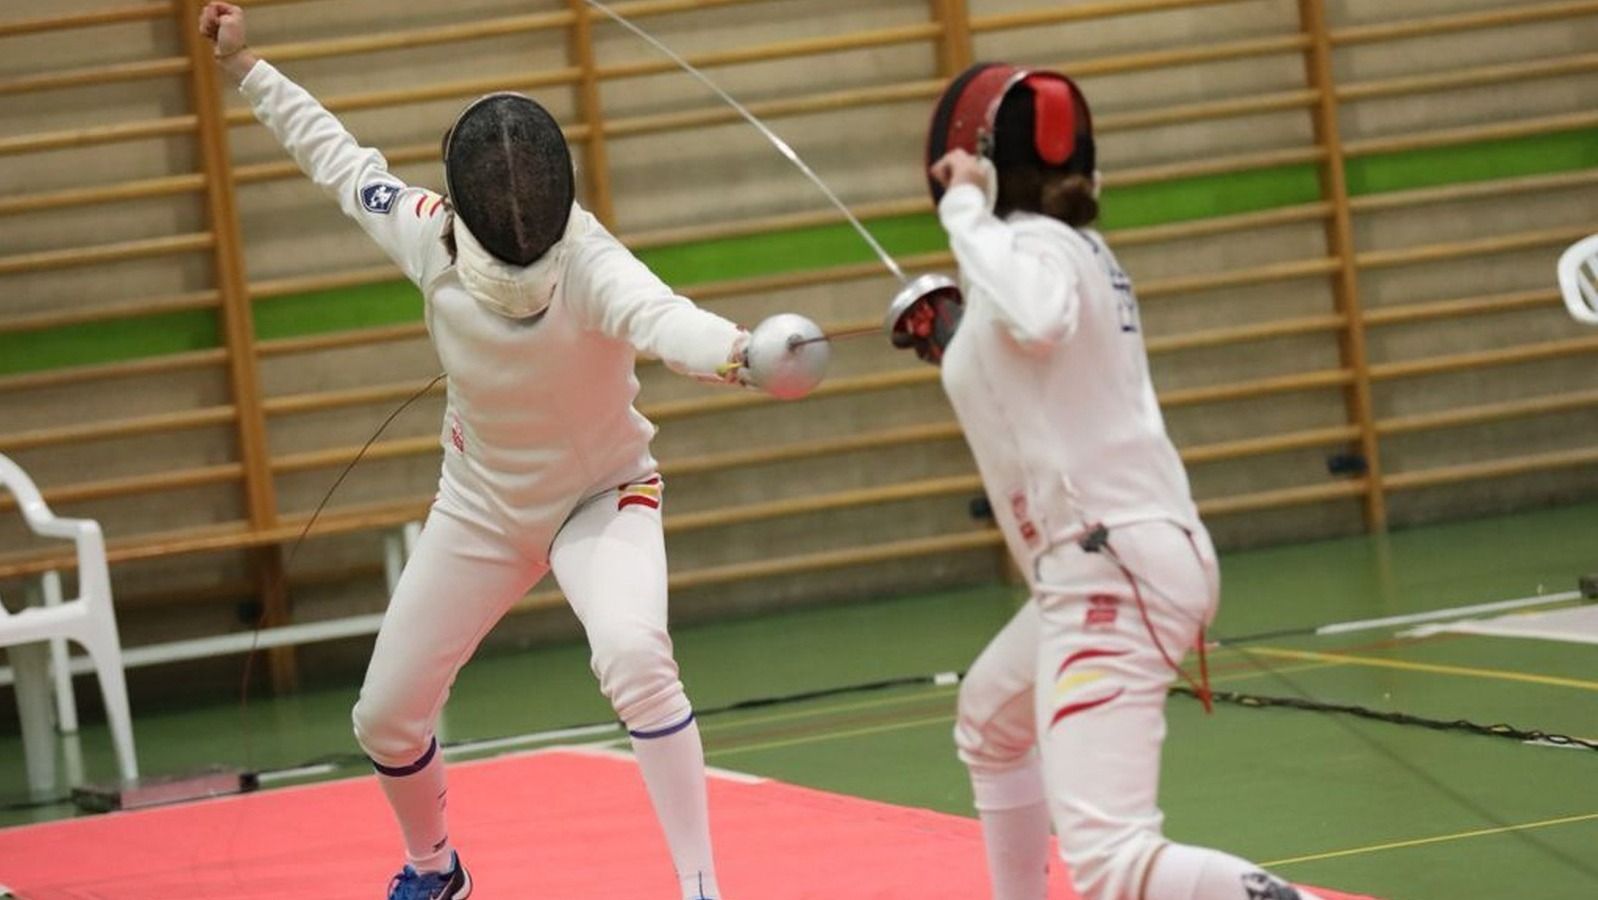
[936,184,1201,583]
[240,61,743,543]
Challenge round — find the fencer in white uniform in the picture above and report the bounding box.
[200,4,819,898]
[899,63,1326,900]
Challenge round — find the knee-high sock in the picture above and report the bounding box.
[631,713,720,900]
[373,738,455,873]
[970,756,1051,900]
[1144,843,1324,900]
[979,802,1052,900]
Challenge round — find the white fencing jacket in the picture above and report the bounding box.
[936,184,1201,582]
[241,61,743,546]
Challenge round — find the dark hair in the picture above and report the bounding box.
[996,169,1099,228]
[991,83,1099,228]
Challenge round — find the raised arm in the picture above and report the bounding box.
[933,151,1080,352]
[199,3,447,288]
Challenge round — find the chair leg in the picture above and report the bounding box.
[79,627,139,782]
[42,571,80,734]
[9,643,58,798]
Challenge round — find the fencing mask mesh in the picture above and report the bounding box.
[443,93,575,267]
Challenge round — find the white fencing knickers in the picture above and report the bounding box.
[352,472,690,771]
[954,519,1222,900]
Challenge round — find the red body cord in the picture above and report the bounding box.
[1116,560,1214,714]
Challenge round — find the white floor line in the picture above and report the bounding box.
[440,722,623,758]
[561,744,768,784]
[256,763,340,784]
[1314,590,1583,636]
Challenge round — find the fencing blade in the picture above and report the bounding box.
[582,0,908,284]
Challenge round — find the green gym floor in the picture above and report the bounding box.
[4,502,1597,899]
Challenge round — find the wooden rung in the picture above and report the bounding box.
[1384,445,1598,492]
[0,2,172,39]
[1363,288,1561,326]
[249,265,402,300]
[1181,425,1362,465]
[0,348,227,394]
[1338,52,1598,103]
[662,421,966,477]
[1161,368,1354,407]
[0,56,188,98]
[972,0,1245,32]
[597,23,945,80]
[608,0,772,17]
[0,232,214,277]
[256,322,430,357]
[1112,203,1332,247]
[1109,146,1328,189]
[1060,33,1312,79]
[0,173,206,218]
[263,378,446,417]
[257,10,577,63]
[0,406,237,453]
[1349,167,1598,214]
[606,80,945,138]
[272,435,440,474]
[268,418,968,482]
[1137,257,1341,299]
[646,367,940,423]
[1197,480,1367,516]
[683,256,933,302]
[1377,386,1598,436]
[1345,110,1598,158]
[1369,334,1598,381]
[1146,314,1346,354]
[1097,89,1320,133]
[0,115,196,157]
[658,529,1006,594]
[627,197,931,250]
[1355,225,1593,270]
[234,125,592,185]
[666,474,984,533]
[0,290,219,336]
[0,463,244,514]
[1330,0,1598,47]
[223,68,584,126]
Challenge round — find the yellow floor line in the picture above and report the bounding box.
[707,714,954,758]
[1251,647,1598,692]
[699,685,957,735]
[1207,660,1345,686]
[1262,810,1598,867]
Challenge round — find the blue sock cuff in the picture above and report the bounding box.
[370,736,438,777]
[629,711,696,740]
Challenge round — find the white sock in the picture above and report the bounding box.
[1144,842,1323,900]
[373,738,455,873]
[969,757,1050,900]
[630,713,721,899]
[979,802,1052,900]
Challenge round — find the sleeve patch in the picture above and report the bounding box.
[360,182,402,214]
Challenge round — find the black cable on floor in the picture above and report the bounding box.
[1171,686,1598,751]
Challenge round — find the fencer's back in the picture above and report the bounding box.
[940,215,1199,568]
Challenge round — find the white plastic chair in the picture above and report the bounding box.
[1558,234,1598,325]
[0,453,138,787]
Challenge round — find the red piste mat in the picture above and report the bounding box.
[0,748,1377,899]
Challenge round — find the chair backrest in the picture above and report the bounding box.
[1558,234,1598,326]
[0,452,112,611]
[0,452,50,529]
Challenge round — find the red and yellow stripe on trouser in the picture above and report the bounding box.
[1050,648,1128,728]
[617,475,663,511]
